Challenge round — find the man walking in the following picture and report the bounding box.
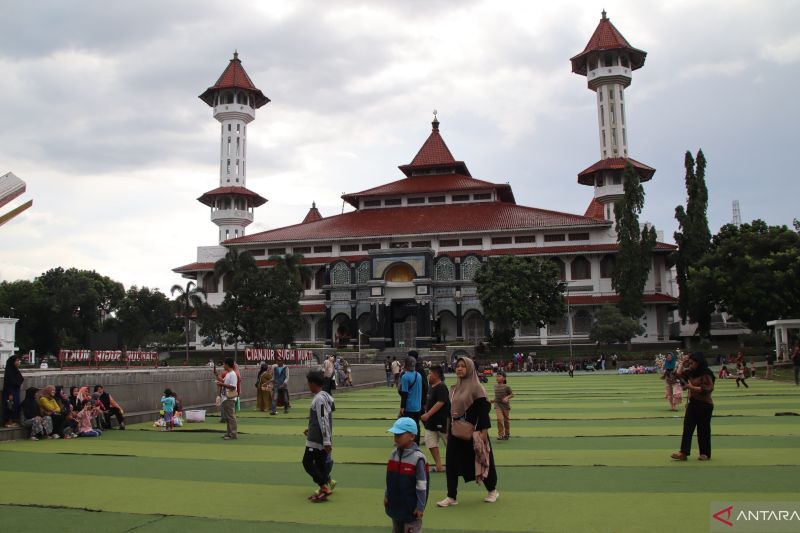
[399,356,423,444]
[391,357,402,388]
[420,364,449,473]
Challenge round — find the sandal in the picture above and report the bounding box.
[309,491,330,503]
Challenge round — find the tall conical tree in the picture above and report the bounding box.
[673,149,712,334]
[612,163,657,319]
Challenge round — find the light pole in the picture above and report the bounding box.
[565,285,573,361]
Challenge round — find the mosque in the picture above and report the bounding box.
[174,11,677,350]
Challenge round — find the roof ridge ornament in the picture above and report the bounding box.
[432,109,439,131]
[233,49,239,60]
[601,9,607,19]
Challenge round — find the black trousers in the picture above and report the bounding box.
[303,447,332,486]
[103,407,125,428]
[446,444,497,499]
[405,411,421,444]
[680,400,713,457]
[322,377,335,395]
[736,377,748,388]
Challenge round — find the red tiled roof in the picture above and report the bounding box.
[197,186,268,207]
[173,242,676,274]
[566,293,677,305]
[223,202,608,244]
[341,174,514,207]
[398,119,471,177]
[570,12,647,75]
[199,52,270,108]
[302,304,326,314]
[584,198,605,220]
[302,202,323,224]
[577,157,655,185]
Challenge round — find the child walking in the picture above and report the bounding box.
[492,372,514,440]
[161,388,176,431]
[385,417,429,533]
[303,370,336,502]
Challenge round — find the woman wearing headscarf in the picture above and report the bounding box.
[21,387,54,440]
[2,355,24,427]
[256,362,273,412]
[37,385,66,436]
[437,356,499,507]
[671,352,716,461]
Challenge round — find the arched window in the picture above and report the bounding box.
[438,311,457,342]
[600,255,615,278]
[435,257,455,281]
[384,263,415,283]
[331,262,350,285]
[570,256,592,280]
[356,262,370,284]
[572,310,593,335]
[202,274,218,294]
[461,256,482,281]
[463,311,485,343]
[550,257,566,280]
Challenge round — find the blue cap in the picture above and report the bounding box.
[387,417,418,435]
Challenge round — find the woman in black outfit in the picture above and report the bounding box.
[2,355,24,427]
[437,356,499,507]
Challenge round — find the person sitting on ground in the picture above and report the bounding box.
[21,387,54,440]
[76,399,103,437]
[94,385,126,430]
[37,385,65,437]
[55,385,77,438]
[160,388,176,432]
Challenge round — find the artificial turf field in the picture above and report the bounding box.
[0,374,798,533]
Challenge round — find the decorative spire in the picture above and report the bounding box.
[432,109,439,131]
[233,49,239,60]
[312,201,316,208]
[601,9,607,20]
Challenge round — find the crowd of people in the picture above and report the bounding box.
[2,356,126,439]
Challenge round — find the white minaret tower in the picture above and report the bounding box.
[571,11,655,223]
[197,51,269,243]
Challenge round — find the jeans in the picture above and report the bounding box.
[680,400,713,457]
[386,371,393,387]
[79,429,102,437]
[272,387,289,413]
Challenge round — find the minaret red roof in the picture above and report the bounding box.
[398,117,471,177]
[197,186,268,207]
[584,198,605,220]
[577,157,655,186]
[199,52,270,108]
[571,11,647,75]
[302,202,323,224]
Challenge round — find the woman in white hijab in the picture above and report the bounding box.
[437,356,499,507]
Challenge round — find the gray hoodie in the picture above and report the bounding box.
[305,390,334,449]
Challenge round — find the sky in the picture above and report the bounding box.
[0,0,798,296]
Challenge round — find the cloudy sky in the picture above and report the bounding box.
[1,0,798,295]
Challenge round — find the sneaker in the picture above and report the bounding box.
[436,497,458,507]
[52,434,60,439]
[223,435,237,440]
[328,479,337,492]
[670,452,687,461]
[484,490,500,503]
[698,455,710,461]
[270,411,277,415]
[29,436,39,441]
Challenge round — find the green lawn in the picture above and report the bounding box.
[0,374,798,532]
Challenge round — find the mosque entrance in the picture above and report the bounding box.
[391,300,418,348]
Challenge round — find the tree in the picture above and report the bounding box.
[612,163,657,318]
[269,253,312,290]
[170,281,206,365]
[114,286,179,349]
[213,249,258,360]
[589,305,645,345]
[688,220,800,332]
[196,305,227,355]
[474,256,566,347]
[237,268,303,347]
[673,149,712,333]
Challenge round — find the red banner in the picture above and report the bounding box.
[244,348,315,363]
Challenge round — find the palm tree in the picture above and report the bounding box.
[213,249,258,361]
[170,281,207,366]
[269,253,313,290]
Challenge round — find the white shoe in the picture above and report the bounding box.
[484,490,499,503]
[436,497,458,507]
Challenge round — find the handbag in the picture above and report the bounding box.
[224,387,238,399]
[451,418,475,441]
